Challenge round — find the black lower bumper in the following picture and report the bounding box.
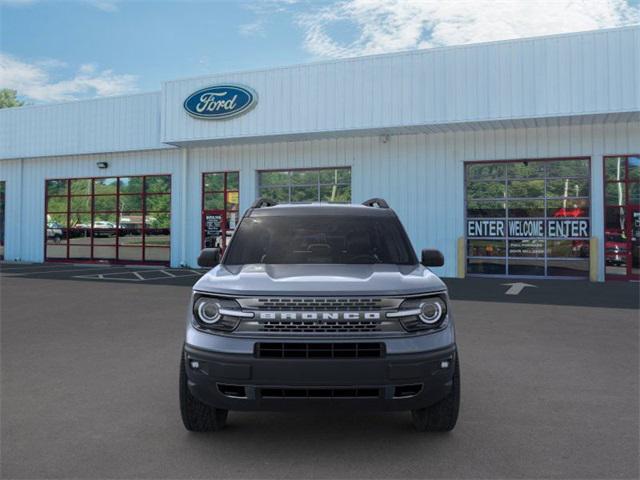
[183,343,457,411]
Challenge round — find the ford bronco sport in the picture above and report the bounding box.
[180,198,460,432]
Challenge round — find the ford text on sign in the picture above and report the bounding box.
[184,85,257,119]
[467,219,589,238]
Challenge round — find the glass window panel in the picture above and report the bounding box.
[291,170,319,185]
[467,240,506,257]
[547,179,590,198]
[204,173,224,191]
[68,227,92,244]
[93,214,117,227]
[145,194,171,212]
[119,177,143,194]
[92,230,117,244]
[93,246,117,260]
[46,222,66,243]
[118,194,143,212]
[320,185,351,203]
[319,168,351,184]
[466,181,506,199]
[466,163,505,181]
[227,172,239,190]
[508,200,545,218]
[144,247,170,262]
[69,213,91,229]
[46,213,68,228]
[226,191,239,211]
[145,175,171,193]
[118,228,143,246]
[467,258,505,275]
[547,240,589,258]
[508,240,545,257]
[94,195,117,212]
[507,259,545,276]
[47,179,67,196]
[291,185,318,203]
[547,159,589,178]
[506,161,545,179]
[507,180,545,198]
[47,196,68,213]
[466,200,506,218]
[69,245,91,259]
[259,171,289,186]
[144,229,170,247]
[605,183,625,206]
[629,156,640,181]
[94,178,117,194]
[46,243,68,258]
[605,207,626,232]
[226,211,239,231]
[605,157,626,181]
[629,183,639,205]
[547,259,589,277]
[547,199,589,218]
[145,213,170,229]
[70,179,91,195]
[70,196,91,212]
[204,193,224,210]
[260,186,290,203]
[118,247,143,261]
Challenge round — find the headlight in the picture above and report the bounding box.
[386,295,448,331]
[195,298,221,324]
[192,295,251,332]
[418,298,445,325]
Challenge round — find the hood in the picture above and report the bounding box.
[193,264,446,296]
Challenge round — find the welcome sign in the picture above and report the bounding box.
[184,84,257,119]
[467,219,590,238]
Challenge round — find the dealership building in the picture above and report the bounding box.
[0,26,638,281]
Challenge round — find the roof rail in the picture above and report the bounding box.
[251,198,278,209]
[362,198,389,209]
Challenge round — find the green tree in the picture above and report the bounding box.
[0,89,24,109]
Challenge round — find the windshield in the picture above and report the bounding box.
[224,214,417,265]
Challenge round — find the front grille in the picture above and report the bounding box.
[237,297,402,311]
[260,387,381,398]
[260,320,381,333]
[256,342,384,359]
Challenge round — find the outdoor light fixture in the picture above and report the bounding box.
[96,161,108,169]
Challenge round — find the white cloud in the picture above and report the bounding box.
[0,53,138,102]
[298,0,640,58]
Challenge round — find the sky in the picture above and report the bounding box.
[1,0,639,104]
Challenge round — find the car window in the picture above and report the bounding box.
[224,214,417,265]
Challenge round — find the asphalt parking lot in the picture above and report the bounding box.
[1,263,638,479]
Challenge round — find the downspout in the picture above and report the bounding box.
[180,148,188,267]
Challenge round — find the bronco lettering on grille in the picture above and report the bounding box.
[257,312,381,321]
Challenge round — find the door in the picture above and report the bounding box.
[604,155,639,280]
[202,172,239,252]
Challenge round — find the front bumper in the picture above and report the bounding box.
[183,340,457,412]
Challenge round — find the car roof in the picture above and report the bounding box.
[247,203,396,217]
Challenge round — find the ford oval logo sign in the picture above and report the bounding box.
[183,84,257,120]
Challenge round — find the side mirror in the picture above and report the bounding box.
[421,249,444,267]
[198,248,221,268]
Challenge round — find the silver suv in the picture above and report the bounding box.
[180,198,460,432]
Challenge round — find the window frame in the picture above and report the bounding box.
[257,167,351,204]
[44,174,171,265]
[464,157,592,278]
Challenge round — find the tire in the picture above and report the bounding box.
[179,351,228,432]
[411,356,460,432]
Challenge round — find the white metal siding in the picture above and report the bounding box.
[0,92,169,160]
[162,27,639,145]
